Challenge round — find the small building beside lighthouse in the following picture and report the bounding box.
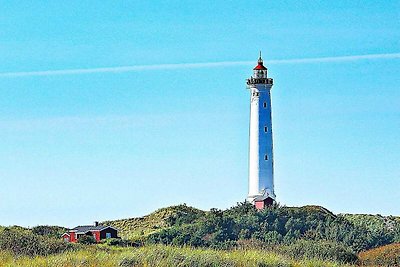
[246,53,275,209]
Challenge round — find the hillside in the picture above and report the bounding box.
[102,203,399,254]
[2,204,398,249]
[1,203,400,266]
[102,204,205,240]
[102,204,337,240]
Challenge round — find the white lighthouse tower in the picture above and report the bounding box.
[246,52,275,209]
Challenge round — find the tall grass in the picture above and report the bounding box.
[0,245,353,267]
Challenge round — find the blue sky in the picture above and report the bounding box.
[0,1,399,227]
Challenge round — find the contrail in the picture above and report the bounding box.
[0,52,399,78]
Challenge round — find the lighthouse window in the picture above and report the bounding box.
[263,102,267,108]
[264,155,268,160]
[264,126,268,132]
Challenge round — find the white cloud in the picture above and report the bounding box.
[0,53,399,78]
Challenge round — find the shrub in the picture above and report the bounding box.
[31,225,67,238]
[103,238,123,246]
[0,227,73,256]
[102,238,140,247]
[394,226,400,243]
[77,235,97,245]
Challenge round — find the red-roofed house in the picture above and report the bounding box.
[62,222,118,243]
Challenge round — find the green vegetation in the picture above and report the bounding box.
[0,227,73,257]
[0,203,399,266]
[342,213,398,232]
[77,235,97,245]
[343,213,400,244]
[143,203,398,254]
[31,225,67,239]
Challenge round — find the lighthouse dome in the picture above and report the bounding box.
[252,52,267,78]
[253,63,267,70]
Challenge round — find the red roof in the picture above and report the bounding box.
[253,63,267,70]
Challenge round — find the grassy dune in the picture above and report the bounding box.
[0,245,352,267]
[1,204,398,266]
[102,204,205,240]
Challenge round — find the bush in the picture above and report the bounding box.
[103,238,123,246]
[0,227,73,256]
[31,225,67,238]
[394,226,400,243]
[102,238,140,247]
[359,243,400,266]
[77,235,97,245]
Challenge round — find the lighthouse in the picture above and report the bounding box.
[246,52,275,209]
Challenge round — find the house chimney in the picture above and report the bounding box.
[94,221,99,227]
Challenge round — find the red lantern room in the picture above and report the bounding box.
[253,51,267,78]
